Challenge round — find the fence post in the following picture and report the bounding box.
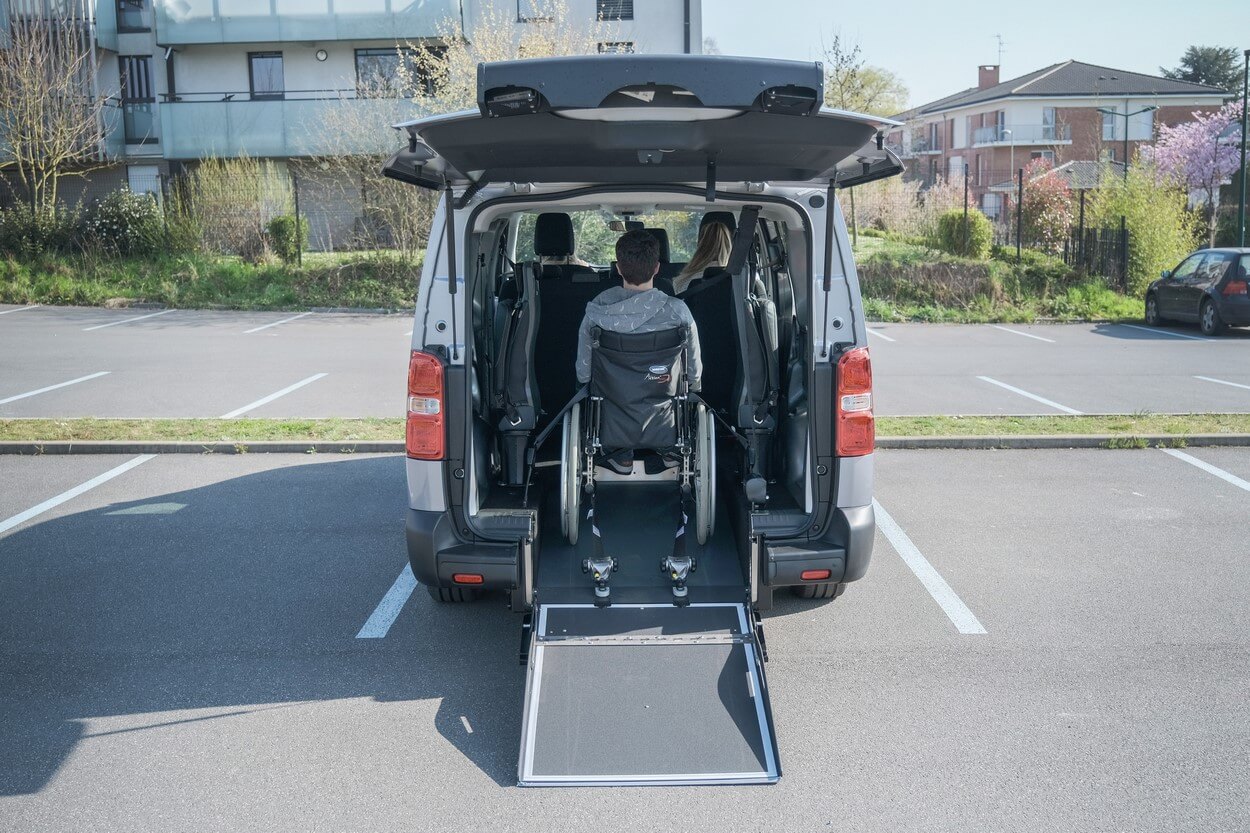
[1015,167,1023,263]
[292,172,303,267]
[1077,189,1086,267]
[962,163,969,254]
[1118,214,1128,291]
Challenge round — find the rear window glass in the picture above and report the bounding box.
[515,210,702,265]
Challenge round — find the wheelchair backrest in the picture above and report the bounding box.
[590,327,687,451]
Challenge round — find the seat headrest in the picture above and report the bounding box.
[534,213,575,257]
[699,211,737,234]
[642,228,671,262]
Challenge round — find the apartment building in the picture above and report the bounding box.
[886,60,1228,217]
[1,0,702,214]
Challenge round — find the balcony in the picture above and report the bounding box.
[158,91,424,159]
[972,123,1071,146]
[911,137,944,155]
[153,0,459,45]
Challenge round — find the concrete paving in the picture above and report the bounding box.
[1,449,1247,832]
[4,305,1250,418]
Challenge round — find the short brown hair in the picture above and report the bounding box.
[615,230,660,286]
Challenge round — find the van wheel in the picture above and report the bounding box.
[426,585,478,603]
[1200,299,1225,336]
[791,582,846,600]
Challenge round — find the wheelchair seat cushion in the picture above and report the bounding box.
[590,327,687,451]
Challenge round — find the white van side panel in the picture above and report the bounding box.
[407,458,447,512]
[413,201,468,365]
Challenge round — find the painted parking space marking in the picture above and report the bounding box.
[866,328,896,342]
[990,325,1055,343]
[356,564,418,638]
[873,499,986,635]
[1116,323,1211,342]
[0,454,156,537]
[82,309,174,331]
[0,372,111,406]
[219,373,328,418]
[1195,375,1250,393]
[243,312,313,334]
[0,305,39,315]
[976,376,1083,414]
[1161,449,1250,493]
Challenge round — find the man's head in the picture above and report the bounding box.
[615,229,660,287]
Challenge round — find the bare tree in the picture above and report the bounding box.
[0,0,112,214]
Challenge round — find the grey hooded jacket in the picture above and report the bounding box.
[575,286,702,388]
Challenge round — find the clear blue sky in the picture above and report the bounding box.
[703,0,1250,108]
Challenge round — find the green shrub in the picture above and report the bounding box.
[266,214,309,264]
[0,208,77,258]
[80,190,165,257]
[935,209,992,260]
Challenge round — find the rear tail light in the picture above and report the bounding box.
[835,347,874,457]
[1222,280,1248,297]
[406,350,445,460]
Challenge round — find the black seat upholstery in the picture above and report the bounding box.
[700,211,737,234]
[680,268,737,417]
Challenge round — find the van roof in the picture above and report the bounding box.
[382,55,903,193]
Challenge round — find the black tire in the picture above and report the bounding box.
[1144,293,1161,326]
[1200,298,1225,336]
[790,582,846,600]
[426,585,478,603]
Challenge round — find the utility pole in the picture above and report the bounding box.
[1238,48,1248,247]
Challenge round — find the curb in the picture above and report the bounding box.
[875,434,1250,449]
[3,435,1250,454]
[0,441,406,455]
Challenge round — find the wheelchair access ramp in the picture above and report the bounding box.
[517,603,780,786]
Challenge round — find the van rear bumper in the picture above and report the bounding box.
[765,504,875,585]
[406,508,520,590]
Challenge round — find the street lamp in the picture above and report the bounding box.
[1003,128,1014,180]
[1097,105,1158,180]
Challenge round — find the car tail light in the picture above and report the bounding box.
[406,350,445,460]
[836,347,874,457]
[1222,280,1248,297]
[801,569,832,581]
[452,573,484,585]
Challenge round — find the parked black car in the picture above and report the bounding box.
[1145,248,1250,336]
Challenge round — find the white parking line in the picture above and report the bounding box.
[356,564,418,638]
[0,372,111,405]
[1161,449,1250,493]
[866,328,896,342]
[0,454,156,536]
[219,373,327,418]
[82,309,173,331]
[1194,375,1250,392]
[873,499,986,635]
[976,376,1083,415]
[243,312,313,334]
[990,325,1055,343]
[0,305,39,315]
[1116,323,1211,342]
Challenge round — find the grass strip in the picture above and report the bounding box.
[2,414,1249,444]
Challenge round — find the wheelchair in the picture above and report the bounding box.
[557,326,715,606]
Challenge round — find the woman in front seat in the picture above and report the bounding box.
[673,221,732,295]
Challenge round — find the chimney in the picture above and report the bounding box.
[978,65,1000,90]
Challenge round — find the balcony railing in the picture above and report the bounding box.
[158,90,425,159]
[911,137,944,154]
[153,0,459,45]
[972,123,1071,145]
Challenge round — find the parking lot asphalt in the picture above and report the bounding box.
[2,449,1247,832]
[3,304,1249,419]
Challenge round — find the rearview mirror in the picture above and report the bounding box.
[608,220,644,232]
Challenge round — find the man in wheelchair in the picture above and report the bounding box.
[559,229,714,607]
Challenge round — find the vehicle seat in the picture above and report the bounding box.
[700,211,737,235]
[644,227,688,284]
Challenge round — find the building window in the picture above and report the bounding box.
[596,0,633,21]
[249,52,284,101]
[1030,150,1055,163]
[597,41,635,53]
[127,165,161,197]
[1042,107,1056,140]
[1101,110,1117,141]
[355,47,444,96]
[119,55,157,144]
[118,0,148,31]
[1129,108,1155,141]
[516,0,551,21]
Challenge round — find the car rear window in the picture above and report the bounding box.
[515,210,702,266]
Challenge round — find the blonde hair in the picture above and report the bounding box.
[674,221,732,294]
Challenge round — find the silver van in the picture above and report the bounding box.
[384,54,901,786]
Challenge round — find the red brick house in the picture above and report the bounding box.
[886,60,1229,218]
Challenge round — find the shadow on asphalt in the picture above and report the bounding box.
[1091,322,1250,340]
[0,457,522,795]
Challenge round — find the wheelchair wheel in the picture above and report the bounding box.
[694,402,716,545]
[559,404,582,545]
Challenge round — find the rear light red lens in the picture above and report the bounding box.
[452,573,484,585]
[406,350,445,460]
[835,347,874,457]
[1223,280,1247,296]
[801,569,832,581]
